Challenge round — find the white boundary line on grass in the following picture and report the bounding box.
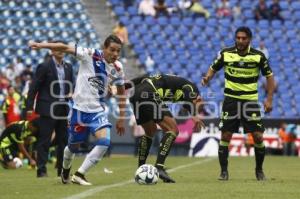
[62,158,215,199]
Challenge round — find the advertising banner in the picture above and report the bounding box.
[189,119,300,157]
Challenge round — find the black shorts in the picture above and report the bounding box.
[219,96,265,133]
[130,82,172,125]
[0,146,17,163]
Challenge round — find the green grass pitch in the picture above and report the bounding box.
[0,155,299,199]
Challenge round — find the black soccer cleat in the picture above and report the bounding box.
[218,171,229,181]
[255,170,266,181]
[157,167,176,183]
[61,168,71,184]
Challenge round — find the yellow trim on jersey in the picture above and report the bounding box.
[224,93,258,101]
[223,53,261,63]
[225,79,258,91]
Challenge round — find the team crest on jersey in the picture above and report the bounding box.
[88,76,105,91]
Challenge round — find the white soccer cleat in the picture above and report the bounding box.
[71,172,92,186]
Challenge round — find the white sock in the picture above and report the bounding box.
[63,146,75,169]
[78,145,108,175]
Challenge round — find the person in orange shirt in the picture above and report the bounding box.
[245,133,255,156]
[1,86,21,126]
[279,123,297,156]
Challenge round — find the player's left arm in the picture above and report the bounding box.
[260,55,275,113]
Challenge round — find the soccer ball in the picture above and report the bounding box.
[13,157,23,168]
[135,164,159,185]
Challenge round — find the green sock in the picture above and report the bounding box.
[155,131,177,169]
[218,141,229,172]
[138,135,152,167]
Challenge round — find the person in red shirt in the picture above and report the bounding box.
[1,86,21,126]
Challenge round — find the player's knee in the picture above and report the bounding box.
[95,137,111,147]
[221,131,232,142]
[95,128,111,147]
[68,144,80,153]
[253,132,263,144]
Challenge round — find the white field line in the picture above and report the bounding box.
[62,158,215,199]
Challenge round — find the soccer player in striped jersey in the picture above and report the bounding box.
[202,26,275,181]
[29,35,126,185]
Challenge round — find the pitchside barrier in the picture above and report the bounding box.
[187,119,300,157]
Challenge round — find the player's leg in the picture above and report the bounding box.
[71,111,112,185]
[252,131,266,181]
[155,115,178,183]
[218,131,232,180]
[61,109,87,184]
[243,100,266,181]
[139,121,157,166]
[218,97,240,180]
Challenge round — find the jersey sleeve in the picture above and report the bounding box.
[210,51,224,71]
[75,46,95,61]
[259,54,273,77]
[8,125,24,144]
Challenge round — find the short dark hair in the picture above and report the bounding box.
[235,26,252,39]
[104,34,122,48]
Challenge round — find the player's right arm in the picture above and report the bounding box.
[28,41,75,54]
[18,142,36,167]
[202,51,224,86]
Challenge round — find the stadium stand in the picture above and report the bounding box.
[107,0,300,118]
[0,0,100,67]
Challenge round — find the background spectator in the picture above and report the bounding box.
[217,0,232,18]
[279,123,297,156]
[258,41,269,59]
[188,0,210,18]
[138,0,156,17]
[254,0,269,21]
[1,85,21,126]
[113,22,129,63]
[232,4,241,19]
[269,0,283,21]
[154,0,169,17]
[177,0,192,16]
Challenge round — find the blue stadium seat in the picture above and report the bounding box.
[145,16,155,26]
[157,17,168,26]
[291,1,300,11]
[170,16,181,26]
[183,17,193,27]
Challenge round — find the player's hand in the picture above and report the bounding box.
[29,159,36,167]
[116,118,125,136]
[201,76,209,86]
[264,99,273,113]
[192,116,205,132]
[28,41,40,50]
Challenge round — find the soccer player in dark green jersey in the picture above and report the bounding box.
[202,26,275,181]
[126,74,204,183]
[0,119,39,169]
